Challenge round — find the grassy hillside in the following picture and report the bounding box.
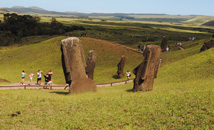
[0,36,143,84]
[183,15,214,25]
[160,38,212,66]
[159,48,214,83]
[0,45,214,129]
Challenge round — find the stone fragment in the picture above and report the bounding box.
[132,45,161,92]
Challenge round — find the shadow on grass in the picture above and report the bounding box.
[50,91,69,95]
[112,75,120,79]
[126,89,134,92]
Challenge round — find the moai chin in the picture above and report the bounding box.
[117,55,126,78]
[61,37,97,94]
[161,36,168,52]
[86,50,97,80]
[132,45,161,92]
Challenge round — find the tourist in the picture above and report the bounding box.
[48,70,53,80]
[42,72,52,89]
[21,70,26,85]
[37,70,42,85]
[29,71,34,85]
[138,44,141,51]
[64,82,71,90]
[126,70,131,80]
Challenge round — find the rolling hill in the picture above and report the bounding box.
[0,6,204,23]
[0,36,143,84]
[0,36,214,129]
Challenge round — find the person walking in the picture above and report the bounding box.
[29,71,34,85]
[126,70,131,80]
[138,44,141,51]
[21,70,26,85]
[42,72,52,89]
[37,70,42,85]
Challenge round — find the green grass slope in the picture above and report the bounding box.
[160,38,213,66]
[0,48,214,129]
[0,36,143,84]
[183,15,214,25]
[158,48,214,83]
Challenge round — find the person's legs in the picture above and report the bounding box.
[21,78,24,84]
[64,84,69,90]
[37,78,41,85]
[30,78,33,85]
[39,79,41,85]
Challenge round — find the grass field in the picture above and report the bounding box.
[0,36,143,84]
[0,14,214,129]
[1,48,214,129]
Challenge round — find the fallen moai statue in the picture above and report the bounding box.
[200,39,214,52]
[117,55,126,78]
[132,45,161,92]
[86,50,97,80]
[61,37,97,94]
[161,36,168,52]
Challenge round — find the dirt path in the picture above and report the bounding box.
[0,79,134,90]
[176,40,192,50]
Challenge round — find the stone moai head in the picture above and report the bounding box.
[117,55,126,78]
[132,45,161,92]
[86,50,97,80]
[61,37,97,94]
[161,36,168,52]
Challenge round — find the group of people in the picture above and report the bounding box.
[21,70,53,89]
[21,69,132,90]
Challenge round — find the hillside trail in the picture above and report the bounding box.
[0,38,142,90]
[0,79,134,90]
[176,40,192,50]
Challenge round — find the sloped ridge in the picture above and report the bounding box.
[202,20,214,26]
[158,48,214,83]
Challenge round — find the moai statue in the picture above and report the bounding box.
[132,45,161,92]
[61,37,97,94]
[161,36,168,52]
[200,39,214,52]
[117,55,126,78]
[86,50,97,80]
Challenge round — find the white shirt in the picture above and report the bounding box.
[37,72,41,78]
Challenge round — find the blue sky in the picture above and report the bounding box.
[0,0,214,16]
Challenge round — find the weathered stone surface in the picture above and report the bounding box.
[132,45,161,92]
[117,55,126,78]
[200,39,214,52]
[86,50,97,80]
[161,36,168,52]
[61,37,97,94]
